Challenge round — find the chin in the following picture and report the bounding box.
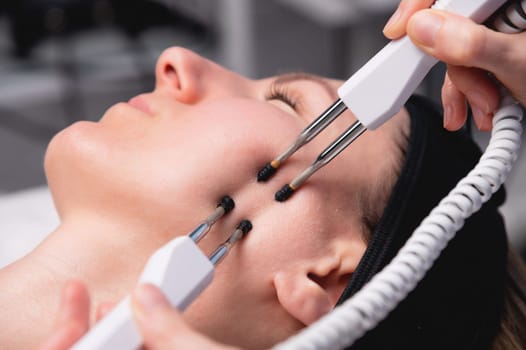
[44,120,109,215]
[45,120,101,175]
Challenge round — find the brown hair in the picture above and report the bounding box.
[492,249,526,349]
[359,112,410,244]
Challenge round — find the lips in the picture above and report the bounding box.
[128,95,153,116]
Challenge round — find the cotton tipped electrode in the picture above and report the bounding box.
[208,220,253,266]
[257,99,348,182]
[189,195,235,243]
[257,161,279,182]
[275,184,295,202]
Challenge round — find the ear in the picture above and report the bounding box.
[273,253,356,326]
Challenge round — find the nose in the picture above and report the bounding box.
[155,47,205,103]
[155,47,252,104]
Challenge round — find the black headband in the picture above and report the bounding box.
[337,95,508,349]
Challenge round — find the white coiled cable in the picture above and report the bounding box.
[273,2,525,349]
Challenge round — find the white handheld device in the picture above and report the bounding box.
[338,0,509,129]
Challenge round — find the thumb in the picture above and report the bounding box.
[131,284,232,350]
[131,284,189,349]
[407,9,513,73]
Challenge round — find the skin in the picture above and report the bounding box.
[384,0,526,131]
[0,47,408,349]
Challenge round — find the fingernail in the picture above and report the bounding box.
[468,91,491,115]
[468,91,494,131]
[133,284,166,317]
[384,8,403,33]
[410,11,444,47]
[471,107,492,131]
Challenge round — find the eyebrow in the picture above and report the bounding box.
[272,72,338,100]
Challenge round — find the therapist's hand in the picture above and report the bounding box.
[38,281,239,350]
[131,283,240,350]
[384,0,526,131]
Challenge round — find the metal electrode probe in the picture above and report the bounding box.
[189,195,235,243]
[256,99,368,201]
[209,220,253,265]
[257,99,349,182]
[274,120,366,201]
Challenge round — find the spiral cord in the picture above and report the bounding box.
[273,2,525,349]
[492,0,526,32]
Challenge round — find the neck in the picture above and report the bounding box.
[0,210,164,349]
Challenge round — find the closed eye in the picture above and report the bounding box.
[264,72,336,119]
[265,83,299,111]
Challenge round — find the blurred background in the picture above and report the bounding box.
[0,0,524,267]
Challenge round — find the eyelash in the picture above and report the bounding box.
[266,85,298,111]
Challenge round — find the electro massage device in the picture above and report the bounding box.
[72,0,525,349]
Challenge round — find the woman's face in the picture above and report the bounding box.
[45,47,407,348]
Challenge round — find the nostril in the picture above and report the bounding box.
[163,64,180,89]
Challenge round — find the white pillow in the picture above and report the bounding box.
[0,186,59,268]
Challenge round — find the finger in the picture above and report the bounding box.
[407,10,515,72]
[408,10,526,107]
[55,280,90,330]
[446,65,501,131]
[384,0,435,39]
[95,302,116,322]
[132,284,187,349]
[131,284,235,350]
[36,281,91,350]
[441,73,468,131]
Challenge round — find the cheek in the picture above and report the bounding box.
[247,211,326,268]
[45,119,189,223]
[154,100,305,193]
[230,193,337,290]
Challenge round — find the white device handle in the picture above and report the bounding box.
[71,236,214,350]
[337,0,508,129]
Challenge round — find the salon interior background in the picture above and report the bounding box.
[0,0,524,260]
